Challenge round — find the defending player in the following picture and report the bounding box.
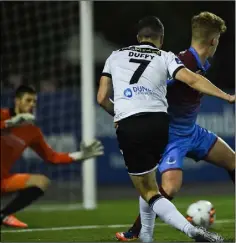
[98,16,234,242]
[1,85,104,228]
[116,12,235,241]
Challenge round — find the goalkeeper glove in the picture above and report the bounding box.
[69,139,104,161]
[5,113,35,128]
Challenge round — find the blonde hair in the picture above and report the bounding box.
[191,12,227,42]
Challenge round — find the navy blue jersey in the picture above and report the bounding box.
[167,47,211,135]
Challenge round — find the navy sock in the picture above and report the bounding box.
[1,187,44,223]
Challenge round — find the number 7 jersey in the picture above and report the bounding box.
[101,43,185,122]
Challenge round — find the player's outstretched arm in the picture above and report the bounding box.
[175,68,235,103]
[30,128,104,163]
[97,76,115,116]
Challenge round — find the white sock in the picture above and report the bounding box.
[139,196,156,242]
[149,195,197,238]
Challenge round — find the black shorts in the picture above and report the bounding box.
[116,112,169,175]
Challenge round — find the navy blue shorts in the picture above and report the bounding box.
[158,124,217,174]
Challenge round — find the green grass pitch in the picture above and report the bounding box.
[1,195,235,242]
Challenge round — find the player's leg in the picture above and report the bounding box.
[1,192,28,228]
[130,170,218,242]
[115,113,170,241]
[129,148,187,242]
[116,141,186,241]
[158,140,186,198]
[161,170,182,197]
[1,173,50,224]
[188,126,235,183]
[116,113,223,242]
[204,137,235,183]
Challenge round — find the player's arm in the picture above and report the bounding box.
[175,68,234,103]
[97,76,114,116]
[30,128,104,164]
[97,54,115,116]
[166,52,235,103]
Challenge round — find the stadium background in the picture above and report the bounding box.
[1,1,235,203]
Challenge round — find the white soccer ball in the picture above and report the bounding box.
[186,200,216,229]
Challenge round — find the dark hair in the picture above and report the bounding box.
[15,85,36,98]
[137,16,164,39]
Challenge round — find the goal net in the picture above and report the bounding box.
[1,2,105,206]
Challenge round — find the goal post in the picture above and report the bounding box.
[80,1,97,209]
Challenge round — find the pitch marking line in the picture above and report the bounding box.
[2,219,234,233]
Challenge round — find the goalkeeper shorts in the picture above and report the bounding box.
[1,173,31,193]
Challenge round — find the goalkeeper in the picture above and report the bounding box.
[1,85,104,228]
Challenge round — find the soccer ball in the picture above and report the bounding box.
[186,200,216,229]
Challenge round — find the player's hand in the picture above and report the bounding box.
[80,139,104,160]
[69,139,104,161]
[6,113,35,127]
[228,94,235,104]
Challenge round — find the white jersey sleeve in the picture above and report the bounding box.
[102,55,112,78]
[165,51,185,79]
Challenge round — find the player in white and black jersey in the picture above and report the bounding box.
[97,16,234,242]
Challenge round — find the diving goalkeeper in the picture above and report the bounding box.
[1,85,104,228]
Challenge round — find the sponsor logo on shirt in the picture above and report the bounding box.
[124,86,154,98]
[124,88,133,98]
